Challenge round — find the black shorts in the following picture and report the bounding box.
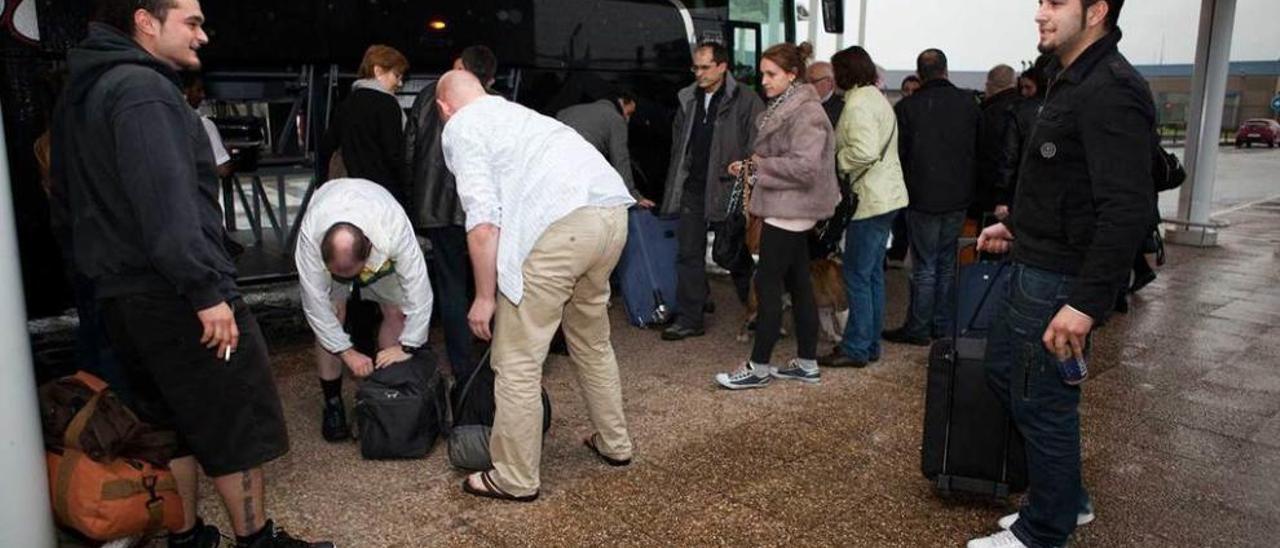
[101,293,289,477]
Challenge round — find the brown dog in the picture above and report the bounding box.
[736,257,848,343]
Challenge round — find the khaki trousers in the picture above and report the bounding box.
[489,205,633,496]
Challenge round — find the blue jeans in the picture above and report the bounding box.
[424,225,475,380]
[904,209,966,339]
[839,210,897,361]
[984,263,1089,548]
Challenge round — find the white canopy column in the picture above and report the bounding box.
[0,99,56,547]
[1167,0,1237,247]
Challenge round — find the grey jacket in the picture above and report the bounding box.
[660,77,764,221]
[556,99,639,199]
[748,84,840,221]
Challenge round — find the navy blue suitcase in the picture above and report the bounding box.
[956,260,1011,336]
[617,209,680,327]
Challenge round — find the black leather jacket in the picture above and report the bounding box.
[976,87,1021,216]
[996,95,1044,208]
[1008,28,1156,321]
[403,81,465,229]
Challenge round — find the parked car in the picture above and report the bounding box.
[1235,118,1280,148]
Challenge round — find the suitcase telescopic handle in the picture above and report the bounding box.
[951,236,1008,343]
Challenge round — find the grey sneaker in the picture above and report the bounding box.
[715,362,772,390]
[770,359,821,384]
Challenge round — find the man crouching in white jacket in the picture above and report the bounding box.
[294,178,435,442]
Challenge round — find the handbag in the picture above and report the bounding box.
[40,372,184,540]
[812,120,897,257]
[712,208,750,271]
[713,160,762,267]
[1143,227,1166,266]
[1151,143,1186,193]
[353,351,446,460]
[449,350,552,471]
[47,448,185,541]
[738,161,764,254]
[811,175,860,259]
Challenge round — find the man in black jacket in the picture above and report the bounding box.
[995,58,1051,222]
[970,1,1152,547]
[885,49,980,346]
[975,64,1021,221]
[50,2,328,547]
[403,45,497,381]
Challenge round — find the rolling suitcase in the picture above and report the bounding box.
[616,209,680,327]
[921,238,1027,498]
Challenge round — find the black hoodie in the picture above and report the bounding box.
[50,23,237,311]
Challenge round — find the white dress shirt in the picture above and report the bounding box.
[442,96,634,304]
[294,179,434,353]
[200,116,231,166]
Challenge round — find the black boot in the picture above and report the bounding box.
[321,398,350,442]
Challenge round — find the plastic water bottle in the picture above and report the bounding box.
[1057,354,1089,385]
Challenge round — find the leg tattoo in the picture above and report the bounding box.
[241,471,256,528]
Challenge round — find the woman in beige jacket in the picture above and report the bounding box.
[716,42,840,390]
[818,46,910,368]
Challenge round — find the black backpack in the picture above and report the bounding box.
[1152,142,1186,193]
[353,351,446,459]
[448,350,551,471]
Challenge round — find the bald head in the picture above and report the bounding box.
[806,61,836,98]
[321,222,372,277]
[986,64,1017,96]
[436,70,488,122]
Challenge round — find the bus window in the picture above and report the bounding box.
[725,0,795,87]
[728,21,762,86]
[728,0,795,48]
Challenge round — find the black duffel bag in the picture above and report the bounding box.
[449,350,551,471]
[353,350,445,459]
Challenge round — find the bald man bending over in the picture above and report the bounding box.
[437,70,635,501]
[295,178,434,442]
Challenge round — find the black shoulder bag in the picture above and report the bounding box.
[811,121,897,258]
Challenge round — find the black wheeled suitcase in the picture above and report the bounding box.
[921,238,1027,498]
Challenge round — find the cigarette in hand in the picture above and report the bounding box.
[224,346,232,363]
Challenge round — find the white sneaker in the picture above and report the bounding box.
[997,509,1096,530]
[967,530,1026,548]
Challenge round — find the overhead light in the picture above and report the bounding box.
[427,19,447,31]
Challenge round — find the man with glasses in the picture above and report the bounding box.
[294,178,435,442]
[658,40,764,341]
[807,61,843,127]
